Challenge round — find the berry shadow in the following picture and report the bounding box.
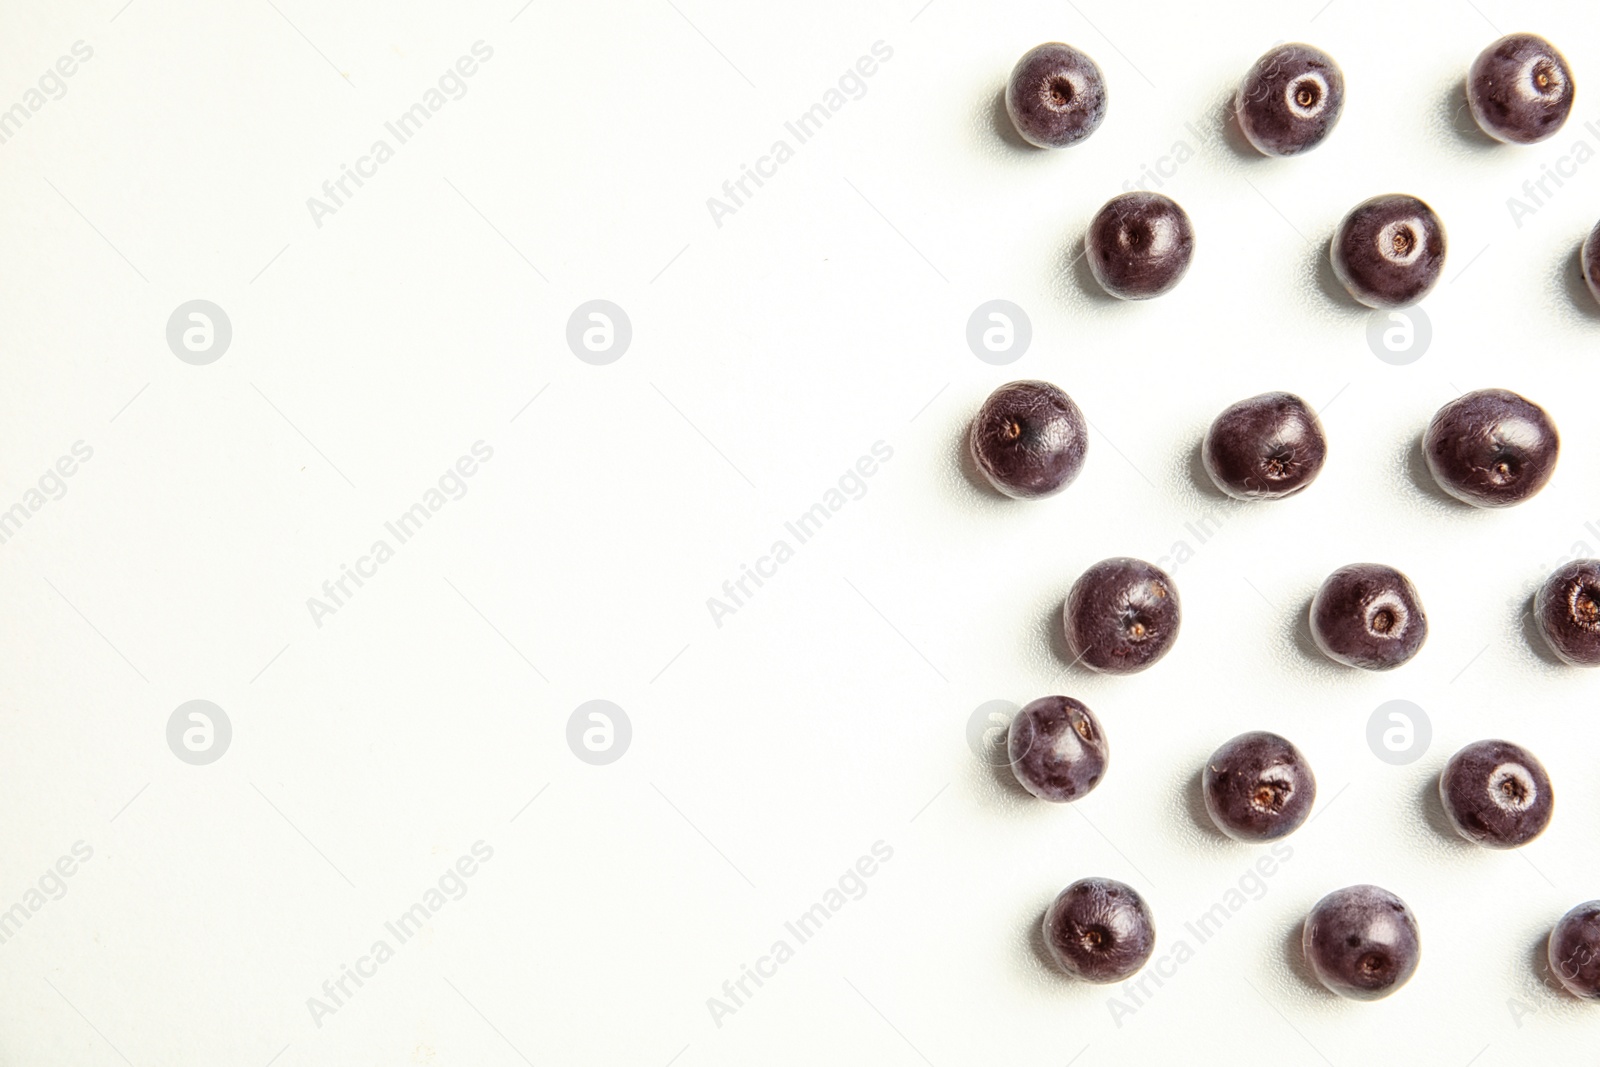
[1181,765,1229,844]
[1215,88,1265,163]
[1415,771,1473,850]
[1277,917,1328,999]
[1400,432,1466,512]
[952,420,1015,504]
[1185,440,1232,503]
[1553,245,1600,324]
[1287,593,1325,668]
[1043,596,1080,672]
[1020,900,1109,997]
[1521,593,1565,668]
[1437,78,1500,151]
[1065,236,1122,307]
[986,86,1036,152]
[1303,237,1367,315]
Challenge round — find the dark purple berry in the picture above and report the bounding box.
[1423,388,1559,509]
[1310,563,1427,671]
[1439,739,1553,849]
[1468,33,1574,145]
[1235,43,1345,156]
[1535,560,1600,666]
[1582,220,1600,308]
[1203,731,1316,842]
[1303,885,1420,1001]
[1085,192,1194,300]
[1202,392,1327,500]
[1549,901,1600,999]
[1330,194,1446,308]
[1063,557,1181,674]
[1005,43,1107,149]
[1042,877,1155,983]
[968,381,1088,499]
[1008,696,1108,803]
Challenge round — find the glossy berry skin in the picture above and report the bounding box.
[1202,392,1327,500]
[1310,563,1427,671]
[1303,885,1420,1001]
[968,381,1088,499]
[1235,43,1345,156]
[1423,388,1558,508]
[1042,877,1155,983]
[1439,739,1553,849]
[1203,732,1316,842]
[1008,696,1108,803]
[1064,557,1181,674]
[1535,560,1600,666]
[1330,194,1446,308]
[1468,33,1574,145]
[1005,43,1107,149]
[1549,902,1600,999]
[1583,220,1600,308]
[1085,192,1194,300]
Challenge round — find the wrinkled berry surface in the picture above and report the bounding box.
[1202,392,1327,500]
[1550,901,1600,999]
[1303,884,1421,1001]
[1085,192,1195,300]
[1005,43,1107,149]
[1583,220,1600,308]
[1236,43,1345,156]
[1310,563,1427,671]
[1203,731,1317,841]
[968,380,1088,499]
[1535,560,1600,666]
[1064,557,1181,674]
[1439,739,1553,849]
[1008,696,1108,803]
[1423,388,1558,508]
[1331,194,1446,308]
[1043,877,1155,983]
[1468,33,1574,144]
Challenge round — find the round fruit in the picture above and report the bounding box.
[1330,194,1446,308]
[1303,884,1421,1001]
[968,380,1088,499]
[1201,392,1327,500]
[1535,560,1600,666]
[1439,739,1553,849]
[1005,43,1107,149]
[1309,563,1427,671]
[1063,557,1181,674]
[1423,388,1558,508]
[1468,33,1574,145]
[1235,43,1345,156]
[1042,877,1155,983]
[1549,901,1600,999]
[1007,696,1108,803]
[1084,192,1195,300]
[1202,731,1316,841]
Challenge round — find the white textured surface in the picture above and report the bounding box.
[0,0,1597,1062]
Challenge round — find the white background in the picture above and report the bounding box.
[0,0,1598,1062]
